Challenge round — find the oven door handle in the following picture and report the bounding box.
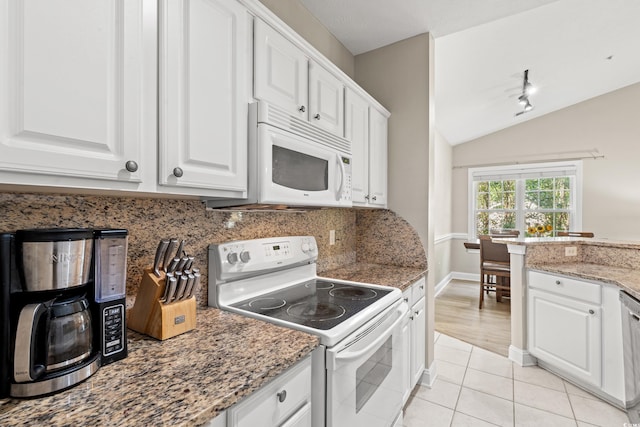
[328,302,407,369]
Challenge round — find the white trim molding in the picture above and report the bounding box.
[419,360,437,388]
[435,271,480,297]
[509,345,537,367]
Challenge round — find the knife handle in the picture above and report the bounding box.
[167,257,180,274]
[183,274,196,299]
[153,240,170,277]
[163,238,179,272]
[165,276,178,304]
[189,272,201,299]
[175,274,188,301]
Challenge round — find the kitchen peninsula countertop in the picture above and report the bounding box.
[322,263,427,292]
[0,308,318,427]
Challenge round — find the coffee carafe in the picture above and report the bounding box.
[0,228,128,398]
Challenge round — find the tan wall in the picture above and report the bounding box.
[354,33,436,373]
[258,0,355,78]
[451,82,640,274]
[433,130,453,285]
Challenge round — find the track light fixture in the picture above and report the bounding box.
[515,69,535,116]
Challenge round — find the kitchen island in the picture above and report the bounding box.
[0,308,318,427]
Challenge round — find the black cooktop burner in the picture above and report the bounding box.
[287,301,345,321]
[330,287,377,301]
[231,279,392,330]
[249,298,286,310]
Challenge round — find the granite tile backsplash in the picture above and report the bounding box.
[0,192,426,306]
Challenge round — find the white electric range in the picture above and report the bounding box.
[208,236,408,427]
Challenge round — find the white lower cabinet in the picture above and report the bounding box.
[227,356,312,427]
[402,277,426,404]
[527,270,624,402]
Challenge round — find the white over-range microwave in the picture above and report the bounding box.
[205,102,352,208]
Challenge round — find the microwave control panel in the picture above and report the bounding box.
[340,155,352,202]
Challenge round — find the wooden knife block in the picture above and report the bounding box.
[127,268,196,340]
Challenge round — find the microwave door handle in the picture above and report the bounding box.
[335,154,346,201]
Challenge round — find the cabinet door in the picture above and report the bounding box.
[308,62,344,137]
[159,0,248,195]
[528,289,602,386]
[368,108,388,207]
[411,297,426,386]
[0,0,153,188]
[254,19,308,119]
[345,89,369,205]
[401,314,411,405]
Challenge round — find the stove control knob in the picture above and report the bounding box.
[239,251,251,263]
[302,242,310,252]
[227,252,239,264]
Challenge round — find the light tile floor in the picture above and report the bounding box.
[403,332,630,427]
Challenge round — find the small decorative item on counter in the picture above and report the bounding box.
[526,223,553,237]
[127,237,198,340]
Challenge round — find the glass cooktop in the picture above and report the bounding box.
[231,279,392,330]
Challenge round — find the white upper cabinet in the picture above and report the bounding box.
[0,0,155,190]
[345,89,369,204]
[159,0,249,195]
[368,108,388,207]
[347,89,387,208]
[254,18,308,120]
[308,61,344,136]
[254,18,346,138]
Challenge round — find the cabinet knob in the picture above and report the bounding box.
[419,285,424,290]
[589,309,595,315]
[555,280,561,285]
[299,105,306,113]
[125,160,138,173]
[364,195,370,200]
[314,114,321,120]
[409,315,414,321]
[403,297,409,303]
[277,390,287,403]
[372,196,377,201]
[173,167,184,178]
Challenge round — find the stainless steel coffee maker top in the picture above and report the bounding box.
[16,229,94,292]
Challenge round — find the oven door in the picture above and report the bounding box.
[325,300,408,427]
[257,123,352,207]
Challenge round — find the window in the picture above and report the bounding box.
[469,161,582,239]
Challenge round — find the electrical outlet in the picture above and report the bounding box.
[329,230,336,245]
[565,246,577,256]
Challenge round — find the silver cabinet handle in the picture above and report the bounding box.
[555,280,561,285]
[372,196,377,201]
[314,114,321,120]
[125,160,138,172]
[299,105,305,112]
[403,297,409,303]
[364,195,370,200]
[419,285,424,289]
[589,309,595,315]
[173,167,184,178]
[409,315,414,321]
[277,390,287,403]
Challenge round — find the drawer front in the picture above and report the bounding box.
[528,271,601,304]
[231,357,311,427]
[412,277,426,303]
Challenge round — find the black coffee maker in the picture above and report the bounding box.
[0,228,128,398]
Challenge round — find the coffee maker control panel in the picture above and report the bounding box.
[103,304,125,357]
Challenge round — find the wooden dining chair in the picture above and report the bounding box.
[479,235,511,309]
[557,231,594,237]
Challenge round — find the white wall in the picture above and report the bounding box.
[451,82,640,274]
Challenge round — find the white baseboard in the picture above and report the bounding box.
[435,271,480,297]
[419,360,437,388]
[509,345,537,366]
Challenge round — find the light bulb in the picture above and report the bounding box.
[524,101,533,112]
[518,94,528,105]
[525,82,536,95]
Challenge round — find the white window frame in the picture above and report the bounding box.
[467,161,583,240]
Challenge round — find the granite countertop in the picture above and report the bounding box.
[529,262,640,301]
[0,308,318,427]
[322,263,427,292]
[495,236,640,250]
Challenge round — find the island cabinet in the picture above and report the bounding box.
[0,0,250,199]
[254,18,344,138]
[401,277,426,404]
[226,356,312,427]
[345,89,388,208]
[527,270,625,403]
